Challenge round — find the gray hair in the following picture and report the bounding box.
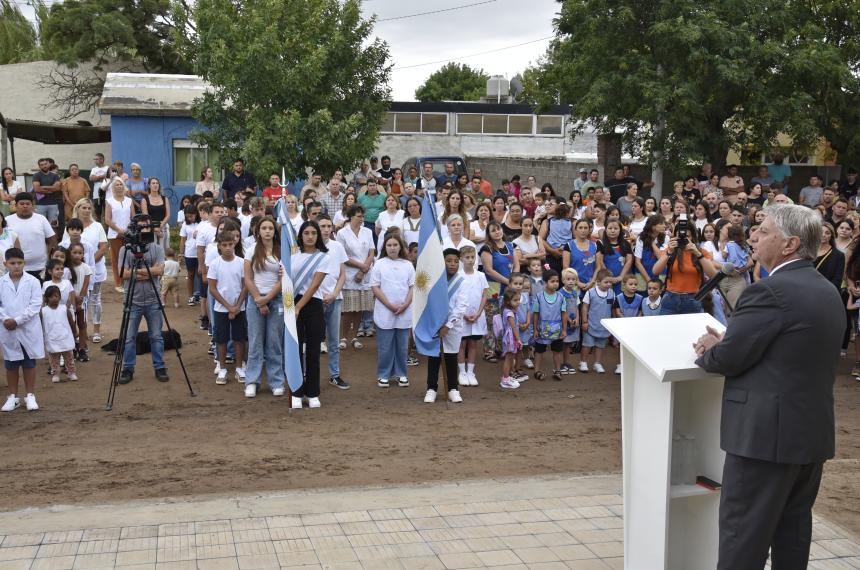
[446,214,464,227]
[764,204,821,261]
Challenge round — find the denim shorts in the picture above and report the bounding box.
[4,346,36,370]
[582,332,608,348]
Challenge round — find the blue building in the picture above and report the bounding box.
[99,73,302,214]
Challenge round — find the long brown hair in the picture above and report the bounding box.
[251,215,281,272]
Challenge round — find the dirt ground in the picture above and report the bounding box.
[1,288,858,537]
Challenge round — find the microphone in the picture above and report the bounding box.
[694,262,736,302]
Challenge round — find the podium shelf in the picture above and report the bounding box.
[670,484,720,499]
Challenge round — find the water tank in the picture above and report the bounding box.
[486,75,510,98]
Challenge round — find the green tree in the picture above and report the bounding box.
[36,0,192,119]
[0,0,50,64]
[526,0,859,172]
[415,63,489,103]
[188,0,390,181]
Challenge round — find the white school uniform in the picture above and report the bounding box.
[41,305,75,353]
[0,273,45,360]
[400,216,422,247]
[442,274,471,353]
[368,257,415,329]
[207,256,245,312]
[180,222,199,258]
[70,263,93,297]
[42,279,74,306]
[459,270,489,336]
[336,225,375,291]
[319,240,348,300]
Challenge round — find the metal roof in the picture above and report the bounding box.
[0,114,111,144]
[99,73,571,117]
[99,73,211,116]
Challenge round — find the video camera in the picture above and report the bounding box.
[123,214,156,254]
[676,214,690,249]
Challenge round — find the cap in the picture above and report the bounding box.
[578,168,588,173]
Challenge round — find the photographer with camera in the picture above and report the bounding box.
[117,214,169,384]
[652,215,718,315]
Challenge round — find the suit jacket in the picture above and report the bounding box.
[696,260,844,464]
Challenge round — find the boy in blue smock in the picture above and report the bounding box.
[579,269,615,374]
[611,274,643,374]
[532,269,568,381]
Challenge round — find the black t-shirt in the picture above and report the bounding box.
[682,188,701,205]
[839,179,860,200]
[221,172,257,200]
[32,170,61,205]
[605,179,629,203]
[501,223,520,241]
[377,168,393,182]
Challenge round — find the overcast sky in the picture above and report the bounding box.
[362,0,559,101]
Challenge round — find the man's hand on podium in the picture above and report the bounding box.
[693,325,724,357]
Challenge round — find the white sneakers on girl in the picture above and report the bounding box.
[308,397,321,408]
[291,396,302,409]
[424,389,437,403]
[579,361,589,372]
[24,393,38,411]
[2,395,19,412]
[593,363,606,374]
[216,369,228,384]
[500,377,520,390]
[448,389,463,403]
[244,383,256,398]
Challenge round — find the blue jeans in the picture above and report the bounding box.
[659,292,703,315]
[323,298,343,378]
[245,296,285,389]
[376,327,409,379]
[122,304,165,371]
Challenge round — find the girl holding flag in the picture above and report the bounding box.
[290,220,329,409]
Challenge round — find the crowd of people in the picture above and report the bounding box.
[1,152,858,412]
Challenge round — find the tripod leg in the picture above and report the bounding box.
[140,258,196,396]
[106,267,137,411]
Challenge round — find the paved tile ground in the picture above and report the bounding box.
[0,475,858,569]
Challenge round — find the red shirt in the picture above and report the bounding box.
[263,187,282,201]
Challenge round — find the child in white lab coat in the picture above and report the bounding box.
[0,248,45,412]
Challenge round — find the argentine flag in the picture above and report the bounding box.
[412,193,448,356]
[276,199,305,393]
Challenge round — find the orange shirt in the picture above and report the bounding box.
[663,249,711,294]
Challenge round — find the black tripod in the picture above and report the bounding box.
[105,245,195,410]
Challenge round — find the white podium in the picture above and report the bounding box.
[603,313,726,570]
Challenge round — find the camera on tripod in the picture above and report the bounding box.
[124,214,156,254]
[676,214,690,249]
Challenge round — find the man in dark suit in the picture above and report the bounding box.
[694,204,844,570]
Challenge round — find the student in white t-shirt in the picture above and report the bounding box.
[178,205,200,305]
[207,232,247,385]
[196,202,225,330]
[243,216,285,398]
[369,233,415,388]
[6,193,56,278]
[318,215,349,389]
[66,242,93,361]
[456,245,489,387]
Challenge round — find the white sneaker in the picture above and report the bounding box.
[320,342,328,354]
[24,393,38,411]
[615,364,622,375]
[524,358,534,369]
[468,372,479,386]
[51,375,60,384]
[513,372,529,383]
[579,361,589,372]
[448,389,463,403]
[594,362,606,374]
[397,377,409,387]
[423,389,437,403]
[458,373,469,386]
[339,338,347,349]
[272,387,285,397]
[378,377,390,388]
[235,367,246,382]
[500,377,519,390]
[244,383,257,398]
[1,395,19,412]
[213,361,221,374]
[308,397,321,408]
[69,373,78,382]
[216,369,228,384]
[291,396,302,409]
[351,338,363,349]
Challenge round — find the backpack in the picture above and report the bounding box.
[492,313,504,337]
